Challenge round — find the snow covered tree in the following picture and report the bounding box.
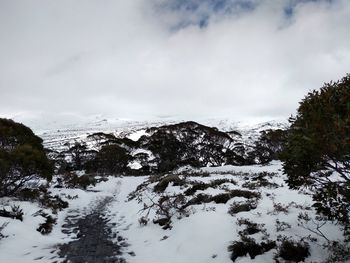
[0,119,53,197]
[282,74,350,226]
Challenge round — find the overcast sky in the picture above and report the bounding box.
[1,0,350,124]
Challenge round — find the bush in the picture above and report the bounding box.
[228,201,257,215]
[185,189,260,207]
[0,222,8,240]
[184,179,237,195]
[36,211,57,235]
[0,119,53,197]
[88,144,129,174]
[39,193,68,213]
[276,239,310,262]
[153,174,186,193]
[282,74,350,226]
[61,172,96,189]
[237,218,265,236]
[252,129,288,164]
[0,205,23,221]
[228,236,276,262]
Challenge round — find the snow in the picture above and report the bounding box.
[127,129,149,141]
[128,161,143,170]
[0,162,347,263]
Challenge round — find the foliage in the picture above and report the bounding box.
[140,121,246,172]
[35,211,57,235]
[0,205,24,221]
[0,118,53,197]
[228,236,276,262]
[88,144,129,174]
[276,238,310,262]
[153,174,186,193]
[60,172,97,189]
[253,129,288,164]
[282,74,350,226]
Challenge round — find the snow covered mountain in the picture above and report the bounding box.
[36,117,289,174]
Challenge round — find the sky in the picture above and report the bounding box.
[1,0,350,124]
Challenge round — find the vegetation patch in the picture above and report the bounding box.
[138,193,189,230]
[242,172,279,190]
[60,172,97,189]
[0,205,23,221]
[228,201,257,215]
[39,193,69,213]
[153,174,186,193]
[237,218,266,236]
[184,179,237,196]
[276,238,310,262]
[186,189,260,207]
[228,236,276,262]
[35,211,57,235]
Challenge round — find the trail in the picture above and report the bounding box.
[57,182,129,263]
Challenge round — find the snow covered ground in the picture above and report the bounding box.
[0,161,347,263]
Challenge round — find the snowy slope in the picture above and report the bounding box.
[0,161,347,263]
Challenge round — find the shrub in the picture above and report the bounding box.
[36,211,57,235]
[16,187,43,201]
[61,172,96,189]
[282,74,350,226]
[228,201,257,215]
[88,144,129,174]
[139,193,189,229]
[275,219,291,232]
[276,239,310,262]
[39,193,68,213]
[228,236,276,262]
[242,172,279,190]
[184,179,237,195]
[0,205,23,221]
[0,119,53,197]
[237,218,265,236]
[186,189,260,207]
[0,222,8,240]
[153,174,186,193]
[252,129,288,164]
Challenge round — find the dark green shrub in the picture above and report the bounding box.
[228,201,257,215]
[0,119,53,197]
[89,144,129,174]
[277,239,310,262]
[0,205,23,221]
[62,172,96,189]
[36,212,57,235]
[228,236,276,262]
[184,179,237,195]
[282,74,350,226]
[39,193,68,213]
[153,174,185,193]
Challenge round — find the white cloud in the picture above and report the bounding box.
[0,0,350,123]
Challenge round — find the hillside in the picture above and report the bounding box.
[0,119,348,263]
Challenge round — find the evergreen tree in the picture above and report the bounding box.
[0,119,53,196]
[282,74,350,226]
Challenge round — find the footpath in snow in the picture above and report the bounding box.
[0,162,348,263]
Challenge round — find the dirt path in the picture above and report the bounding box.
[57,192,129,263]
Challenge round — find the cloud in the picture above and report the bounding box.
[0,0,350,124]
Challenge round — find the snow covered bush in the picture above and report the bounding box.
[139,193,189,229]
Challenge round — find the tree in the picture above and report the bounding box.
[0,119,53,197]
[89,144,129,174]
[253,129,288,164]
[282,74,350,226]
